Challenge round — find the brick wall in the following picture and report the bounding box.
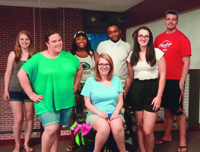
[0,6,34,73]
[0,5,83,140]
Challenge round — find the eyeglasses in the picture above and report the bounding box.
[138,35,149,39]
[98,63,110,68]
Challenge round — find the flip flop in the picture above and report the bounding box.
[177,145,188,152]
[24,144,34,152]
[66,144,76,151]
[155,138,172,145]
[13,145,20,152]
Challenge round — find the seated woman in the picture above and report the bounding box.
[81,53,127,152]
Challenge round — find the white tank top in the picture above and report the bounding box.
[75,52,95,83]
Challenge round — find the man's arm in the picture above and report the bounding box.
[179,56,190,89]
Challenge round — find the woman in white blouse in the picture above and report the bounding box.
[124,26,166,152]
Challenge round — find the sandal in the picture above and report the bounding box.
[155,138,172,145]
[66,144,76,151]
[13,145,20,152]
[177,145,188,152]
[24,144,34,152]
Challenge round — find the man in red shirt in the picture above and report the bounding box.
[154,10,191,152]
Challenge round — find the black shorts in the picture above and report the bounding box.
[127,78,159,112]
[161,80,185,116]
[9,91,32,102]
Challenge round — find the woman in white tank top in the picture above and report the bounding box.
[124,26,166,152]
[67,31,99,151]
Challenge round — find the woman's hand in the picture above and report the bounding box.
[99,112,108,119]
[29,92,44,103]
[76,86,82,93]
[110,112,119,121]
[3,91,10,102]
[73,85,79,93]
[151,96,161,111]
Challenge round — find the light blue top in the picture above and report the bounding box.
[81,76,124,115]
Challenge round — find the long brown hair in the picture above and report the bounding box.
[95,53,114,81]
[130,26,156,67]
[14,31,36,63]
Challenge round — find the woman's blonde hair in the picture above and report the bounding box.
[14,31,36,63]
[95,53,114,81]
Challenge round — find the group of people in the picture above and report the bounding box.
[3,10,190,152]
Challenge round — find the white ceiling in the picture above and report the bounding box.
[0,0,143,12]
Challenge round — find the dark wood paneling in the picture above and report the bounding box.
[124,0,200,28]
[188,71,200,128]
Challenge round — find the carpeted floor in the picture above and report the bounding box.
[0,140,82,152]
[0,130,199,152]
[136,130,199,152]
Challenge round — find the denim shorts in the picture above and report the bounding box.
[9,91,32,102]
[38,108,73,127]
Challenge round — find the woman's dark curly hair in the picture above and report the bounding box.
[70,31,94,56]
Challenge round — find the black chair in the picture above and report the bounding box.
[75,101,138,152]
[124,105,139,152]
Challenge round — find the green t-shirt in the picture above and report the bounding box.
[22,51,79,115]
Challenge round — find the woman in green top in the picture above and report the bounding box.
[18,29,83,152]
[3,31,36,152]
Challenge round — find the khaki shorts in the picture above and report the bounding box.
[86,112,125,127]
